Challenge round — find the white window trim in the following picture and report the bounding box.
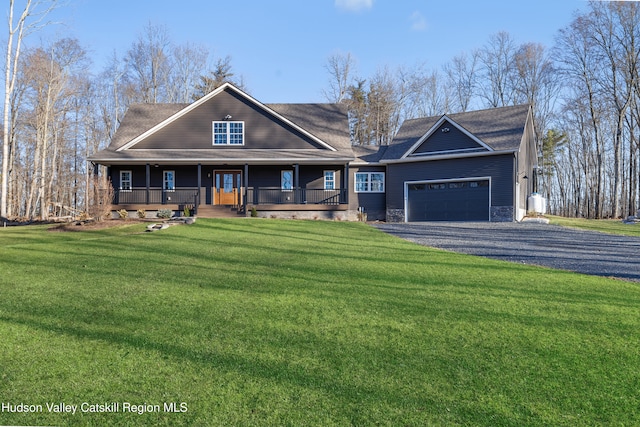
[324,170,335,190]
[120,170,132,192]
[354,172,385,193]
[212,120,245,145]
[281,170,293,191]
[410,147,487,157]
[163,170,175,192]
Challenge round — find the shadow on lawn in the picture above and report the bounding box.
[1,308,445,420]
[3,219,639,424]
[1,303,564,426]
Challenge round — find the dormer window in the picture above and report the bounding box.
[213,121,244,145]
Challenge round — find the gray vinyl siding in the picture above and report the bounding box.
[131,88,327,150]
[412,120,485,155]
[111,165,342,190]
[386,154,515,210]
[349,166,386,220]
[246,165,341,189]
[111,165,146,189]
[518,117,537,212]
[111,165,201,188]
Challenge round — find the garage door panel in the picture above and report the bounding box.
[407,180,489,221]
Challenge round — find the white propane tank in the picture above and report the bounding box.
[528,193,547,215]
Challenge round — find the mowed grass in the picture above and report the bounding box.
[549,214,640,237]
[0,219,639,426]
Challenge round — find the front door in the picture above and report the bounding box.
[214,170,242,205]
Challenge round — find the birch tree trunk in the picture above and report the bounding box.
[2,0,32,218]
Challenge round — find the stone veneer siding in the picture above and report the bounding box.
[386,207,514,222]
[252,209,354,221]
[490,206,514,222]
[386,209,405,223]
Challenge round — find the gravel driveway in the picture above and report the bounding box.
[374,222,640,283]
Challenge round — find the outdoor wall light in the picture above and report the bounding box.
[224,114,233,120]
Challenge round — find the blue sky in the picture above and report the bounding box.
[39,0,589,103]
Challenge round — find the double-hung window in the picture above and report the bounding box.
[213,121,244,145]
[163,170,175,192]
[324,171,335,190]
[355,172,385,193]
[120,170,132,191]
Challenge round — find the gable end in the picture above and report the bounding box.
[116,83,338,152]
[402,116,492,159]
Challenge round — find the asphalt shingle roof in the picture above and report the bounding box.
[351,145,389,164]
[107,103,187,151]
[89,89,353,164]
[382,104,531,161]
[268,103,352,153]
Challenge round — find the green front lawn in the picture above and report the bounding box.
[549,214,640,236]
[0,219,638,426]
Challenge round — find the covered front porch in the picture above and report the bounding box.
[107,162,350,218]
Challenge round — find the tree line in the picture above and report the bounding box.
[1,1,244,221]
[1,0,638,220]
[325,1,639,219]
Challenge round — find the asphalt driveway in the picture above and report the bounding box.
[374,222,640,283]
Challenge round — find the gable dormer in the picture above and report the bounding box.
[402,116,492,159]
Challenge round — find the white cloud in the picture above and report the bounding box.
[335,0,373,12]
[410,11,427,31]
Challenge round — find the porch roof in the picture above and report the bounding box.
[89,148,354,166]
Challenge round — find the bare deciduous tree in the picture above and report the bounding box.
[125,22,172,104]
[401,65,450,119]
[554,1,640,218]
[21,38,88,220]
[444,50,479,112]
[514,43,558,139]
[345,79,368,145]
[589,1,638,218]
[479,31,519,108]
[323,52,355,103]
[169,42,209,103]
[2,0,58,219]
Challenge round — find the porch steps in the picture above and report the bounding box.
[195,205,244,219]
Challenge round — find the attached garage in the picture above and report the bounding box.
[406,178,490,221]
